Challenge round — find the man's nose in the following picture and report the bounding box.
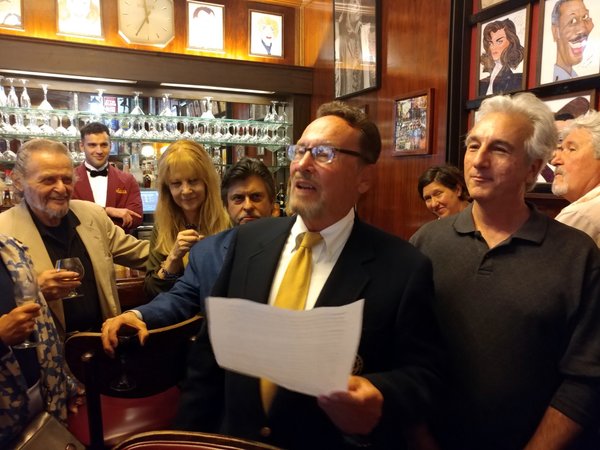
[550,150,562,166]
[242,196,253,209]
[295,151,315,170]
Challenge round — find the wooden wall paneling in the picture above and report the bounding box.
[304,0,452,239]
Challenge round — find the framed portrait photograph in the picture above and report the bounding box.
[57,0,103,39]
[334,0,379,99]
[538,0,600,85]
[187,1,224,52]
[393,89,433,157]
[476,6,529,98]
[249,10,283,57]
[0,0,22,29]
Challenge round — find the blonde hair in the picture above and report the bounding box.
[154,140,230,255]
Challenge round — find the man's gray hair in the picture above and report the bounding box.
[563,110,600,159]
[551,0,580,26]
[476,93,557,190]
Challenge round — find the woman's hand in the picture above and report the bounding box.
[163,229,204,274]
[0,303,41,346]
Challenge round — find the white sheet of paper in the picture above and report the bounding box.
[206,297,364,397]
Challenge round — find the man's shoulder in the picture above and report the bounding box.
[69,199,107,218]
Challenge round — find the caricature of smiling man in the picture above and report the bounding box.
[552,0,595,80]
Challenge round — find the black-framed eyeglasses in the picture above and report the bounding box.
[287,145,371,165]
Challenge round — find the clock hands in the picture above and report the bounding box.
[135,0,152,37]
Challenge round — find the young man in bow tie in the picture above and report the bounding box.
[72,122,143,233]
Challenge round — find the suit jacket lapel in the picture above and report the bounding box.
[316,220,373,307]
[105,166,117,207]
[232,217,294,304]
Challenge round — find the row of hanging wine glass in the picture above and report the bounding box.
[0,109,292,146]
[0,76,290,122]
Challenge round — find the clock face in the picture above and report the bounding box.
[118,0,175,47]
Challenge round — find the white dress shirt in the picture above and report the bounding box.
[84,161,109,207]
[268,209,355,310]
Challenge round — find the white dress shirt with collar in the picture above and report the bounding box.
[268,208,356,310]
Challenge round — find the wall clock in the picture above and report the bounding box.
[118,0,175,47]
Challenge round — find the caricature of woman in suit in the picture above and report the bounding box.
[479,19,525,96]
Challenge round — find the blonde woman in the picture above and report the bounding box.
[144,140,230,298]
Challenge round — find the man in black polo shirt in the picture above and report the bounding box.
[411,93,600,449]
[0,139,148,336]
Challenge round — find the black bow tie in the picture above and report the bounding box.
[88,167,108,177]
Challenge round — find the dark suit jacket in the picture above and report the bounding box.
[176,217,444,450]
[72,164,143,233]
[479,65,523,96]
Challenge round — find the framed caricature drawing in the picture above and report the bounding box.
[57,0,103,38]
[393,89,433,157]
[538,0,600,85]
[249,10,283,57]
[477,6,529,97]
[188,1,224,52]
[0,0,22,29]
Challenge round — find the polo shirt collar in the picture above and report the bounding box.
[453,202,548,244]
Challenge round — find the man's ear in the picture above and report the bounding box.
[526,158,545,187]
[357,164,375,195]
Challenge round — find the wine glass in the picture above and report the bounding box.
[160,93,173,116]
[54,257,85,298]
[0,75,7,107]
[130,91,145,115]
[38,84,53,110]
[6,78,19,108]
[12,275,40,349]
[19,79,31,108]
[110,325,139,392]
[200,96,214,119]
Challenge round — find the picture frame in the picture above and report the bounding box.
[187,1,224,52]
[56,0,103,39]
[530,90,596,192]
[249,10,283,58]
[334,0,379,99]
[0,0,22,29]
[393,89,433,157]
[538,0,600,85]
[476,6,529,98]
[479,0,508,10]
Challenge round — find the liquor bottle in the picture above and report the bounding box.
[276,182,286,217]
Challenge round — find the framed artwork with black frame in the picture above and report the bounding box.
[0,0,22,29]
[393,89,433,157]
[334,0,380,99]
[187,1,224,52]
[476,6,529,98]
[56,0,103,39]
[537,0,600,86]
[249,10,283,58]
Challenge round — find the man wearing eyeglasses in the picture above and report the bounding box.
[176,101,444,449]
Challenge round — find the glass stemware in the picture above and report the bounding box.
[38,84,53,110]
[6,78,19,108]
[54,257,85,298]
[160,93,173,116]
[200,96,214,119]
[110,326,138,392]
[277,101,288,123]
[0,76,7,107]
[130,91,145,115]
[12,274,40,349]
[19,79,31,108]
